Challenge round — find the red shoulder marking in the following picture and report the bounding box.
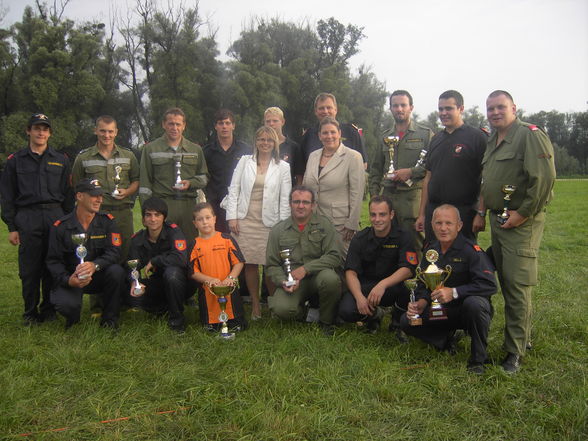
[527,124,539,131]
[7,153,14,160]
[106,213,115,220]
[53,219,62,226]
[170,223,178,228]
[480,127,490,135]
[473,244,482,252]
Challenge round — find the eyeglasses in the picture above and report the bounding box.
[291,200,312,206]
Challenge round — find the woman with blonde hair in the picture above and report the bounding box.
[224,126,292,319]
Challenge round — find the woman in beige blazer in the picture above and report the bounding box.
[303,117,365,252]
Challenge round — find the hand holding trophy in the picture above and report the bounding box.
[404,278,422,326]
[72,233,89,279]
[112,165,122,197]
[209,282,237,340]
[127,259,144,297]
[173,153,184,190]
[497,184,516,225]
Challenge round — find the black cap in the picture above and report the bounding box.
[28,113,51,128]
[75,178,104,196]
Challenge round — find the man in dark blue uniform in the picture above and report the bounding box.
[294,93,367,184]
[203,109,252,232]
[1,113,74,325]
[47,178,125,329]
[402,204,497,374]
[128,197,189,333]
[339,195,417,334]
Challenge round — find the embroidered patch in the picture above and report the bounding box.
[175,239,186,251]
[112,233,121,246]
[406,251,418,265]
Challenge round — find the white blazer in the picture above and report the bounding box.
[224,155,291,227]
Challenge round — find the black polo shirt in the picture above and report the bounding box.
[425,124,487,206]
[129,222,188,276]
[345,224,418,284]
[202,138,252,204]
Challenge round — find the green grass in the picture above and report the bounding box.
[1,181,587,440]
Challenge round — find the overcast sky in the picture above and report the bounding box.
[2,0,587,118]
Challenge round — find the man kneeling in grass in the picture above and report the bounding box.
[401,204,497,374]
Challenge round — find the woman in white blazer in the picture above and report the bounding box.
[303,117,365,253]
[225,126,291,319]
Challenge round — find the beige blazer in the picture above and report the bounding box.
[303,144,365,232]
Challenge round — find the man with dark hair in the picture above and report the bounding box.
[369,90,433,253]
[72,115,139,262]
[295,92,367,183]
[339,195,417,335]
[402,204,497,374]
[202,109,252,232]
[128,197,189,333]
[139,107,208,241]
[265,186,343,335]
[1,113,74,325]
[415,90,488,245]
[481,90,555,373]
[46,178,125,329]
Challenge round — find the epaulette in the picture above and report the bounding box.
[106,213,115,220]
[527,124,539,131]
[350,123,360,131]
[480,127,490,136]
[53,219,61,226]
[473,244,482,252]
[302,128,309,136]
[78,147,91,154]
[7,153,14,160]
[169,223,178,228]
[131,231,139,238]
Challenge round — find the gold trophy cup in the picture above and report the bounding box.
[497,184,517,225]
[404,278,422,326]
[383,135,400,180]
[209,284,237,340]
[415,250,452,321]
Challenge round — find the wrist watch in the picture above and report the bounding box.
[452,288,458,300]
[94,262,101,272]
[476,209,486,217]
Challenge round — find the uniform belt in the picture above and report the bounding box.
[36,203,61,209]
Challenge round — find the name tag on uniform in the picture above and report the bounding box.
[383,244,398,249]
[405,139,422,143]
[452,257,465,263]
[47,162,64,167]
[90,235,107,240]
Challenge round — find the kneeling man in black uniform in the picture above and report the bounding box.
[401,204,497,374]
[339,195,417,334]
[47,178,124,329]
[128,197,189,332]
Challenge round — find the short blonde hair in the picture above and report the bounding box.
[254,126,280,164]
[263,107,285,122]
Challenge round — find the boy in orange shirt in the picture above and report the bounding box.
[190,202,247,330]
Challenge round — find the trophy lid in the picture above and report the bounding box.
[424,249,441,273]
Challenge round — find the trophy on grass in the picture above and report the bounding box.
[72,233,88,279]
[209,284,237,340]
[415,250,452,321]
[127,259,144,297]
[404,149,427,187]
[497,184,517,225]
[404,278,422,326]
[112,165,122,197]
[383,135,400,180]
[279,249,297,287]
[173,153,184,190]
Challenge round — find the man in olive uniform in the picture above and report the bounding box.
[72,115,139,262]
[139,108,208,242]
[1,113,74,325]
[480,90,556,373]
[265,186,343,335]
[369,90,433,253]
[294,92,367,184]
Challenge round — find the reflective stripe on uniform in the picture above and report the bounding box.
[82,157,132,168]
[149,151,198,160]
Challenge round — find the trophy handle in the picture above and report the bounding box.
[441,265,452,286]
[414,267,424,284]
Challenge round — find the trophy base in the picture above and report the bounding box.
[173,183,184,190]
[132,288,144,297]
[112,191,120,197]
[429,307,448,321]
[409,316,422,326]
[218,331,235,340]
[386,172,396,180]
[497,214,508,225]
[284,279,296,287]
[404,179,413,187]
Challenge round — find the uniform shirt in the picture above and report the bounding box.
[1,146,73,232]
[369,120,433,195]
[425,124,488,206]
[415,233,496,304]
[129,222,188,276]
[72,144,140,209]
[46,211,122,288]
[190,231,244,323]
[265,213,343,286]
[481,119,556,218]
[202,138,252,205]
[345,225,418,284]
[295,122,366,177]
[139,136,208,202]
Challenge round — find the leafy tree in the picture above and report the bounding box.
[463,105,487,129]
[569,111,588,173]
[553,142,581,176]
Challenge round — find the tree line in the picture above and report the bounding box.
[1,0,586,175]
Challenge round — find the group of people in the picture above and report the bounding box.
[0,89,555,375]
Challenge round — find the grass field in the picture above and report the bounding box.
[0,180,586,440]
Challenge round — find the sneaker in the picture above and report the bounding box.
[501,353,521,374]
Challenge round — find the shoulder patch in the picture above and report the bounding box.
[111,232,121,246]
[406,251,418,265]
[106,213,115,220]
[473,244,482,252]
[527,124,539,131]
[175,239,187,251]
[169,223,178,228]
[53,219,62,226]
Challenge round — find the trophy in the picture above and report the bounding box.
[415,249,452,321]
[383,135,400,180]
[404,278,422,326]
[112,165,122,197]
[404,149,427,187]
[497,184,517,225]
[279,249,297,287]
[72,233,88,279]
[173,153,183,190]
[127,259,144,297]
[209,284,237,340]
